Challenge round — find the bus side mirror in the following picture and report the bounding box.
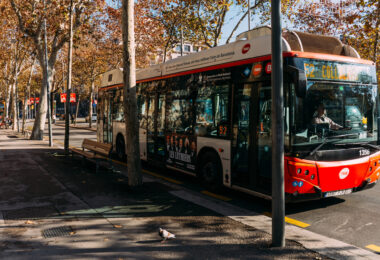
[285,65,307,98]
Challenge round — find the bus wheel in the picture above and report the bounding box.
[199,152,222,192]
[116,135,126,161]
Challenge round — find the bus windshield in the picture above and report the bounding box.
[291,81,378,152]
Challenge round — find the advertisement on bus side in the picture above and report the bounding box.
[166,134,197,171]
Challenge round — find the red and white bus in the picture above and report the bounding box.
[98,27,379,201]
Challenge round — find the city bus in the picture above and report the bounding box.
[98,27,379,201]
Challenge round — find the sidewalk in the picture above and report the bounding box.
[0,129,377,259]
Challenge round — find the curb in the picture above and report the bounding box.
[144,175,379,260]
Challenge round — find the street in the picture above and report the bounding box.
[23,120,380,256]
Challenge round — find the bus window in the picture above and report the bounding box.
[196,98,213,124]
[147,95,156,134]
[232,83,251,184]
[113,89,124,122]
[157,95,166,136]
[257,84,272,179]
[195,84,229,137]
[137,95,147,128]
[167,99,193,134]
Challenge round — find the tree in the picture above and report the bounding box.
[225,0,267,43]
[106,0,164,68]
[345,0,379,82]
[191,0,241,47]
[288,0,379,82]
[122,0,142,187]
[72,41,114,128]
[8,0,104,140]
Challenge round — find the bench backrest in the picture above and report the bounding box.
[82,139,112,156]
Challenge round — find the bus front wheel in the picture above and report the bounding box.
[116,135,126,161]
[199,152,222,192]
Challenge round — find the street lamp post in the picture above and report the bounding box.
[248,0,251,31]
[271,0,285,247]
[64,0,74,154]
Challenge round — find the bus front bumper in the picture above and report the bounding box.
[286,180,377,203]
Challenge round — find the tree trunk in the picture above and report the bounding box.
[122,0,142,187]
[22,99,27,133]
[5,84,11,118]
[30,43,57,140]
[89,80,94,128]
[31,63,47,139]
[12,82,17,131]
[22,58,36,133]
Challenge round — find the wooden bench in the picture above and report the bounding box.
[71,139,113,173]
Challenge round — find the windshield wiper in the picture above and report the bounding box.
[362,143,380,151]
[309,133,359,157]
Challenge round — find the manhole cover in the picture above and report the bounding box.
[7,135,18,138]
[42,226,74,238]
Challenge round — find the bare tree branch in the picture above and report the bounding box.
[226,0,264,44]
[9,0,37,37]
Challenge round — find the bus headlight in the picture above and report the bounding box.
[287,160,318,186]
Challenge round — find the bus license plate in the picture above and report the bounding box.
[324,189,353,198]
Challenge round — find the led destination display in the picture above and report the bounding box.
[302,59,375,83]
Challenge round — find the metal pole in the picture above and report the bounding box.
[43,0,53,147]
[248,0,251,31]
[15,75,19,132]
[34,93,36,118]
[271,0,285,247]
[180,25,184,57]
[64,0,74,154]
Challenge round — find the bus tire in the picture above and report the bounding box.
[116,134,126,161]
[199,152,223,192]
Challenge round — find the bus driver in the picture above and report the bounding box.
[312,103,343,130]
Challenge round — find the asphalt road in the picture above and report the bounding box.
[44,120,380,255]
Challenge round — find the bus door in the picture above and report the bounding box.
[155,94,166,160]
[138,93,147,161]
[256,82,272,191]
[103,93,113,144]
[232,82,272,193]
[147,94,155,159]
[147,93,167,162]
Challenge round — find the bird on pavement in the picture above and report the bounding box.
[158,228,175,243]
